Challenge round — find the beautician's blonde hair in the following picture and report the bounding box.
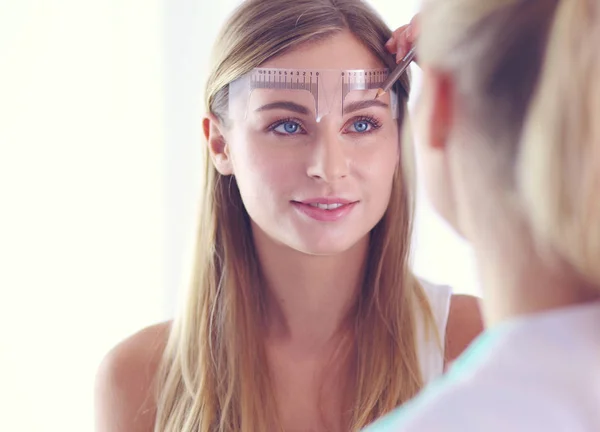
[418,0,600,284]
[153,0,439,431]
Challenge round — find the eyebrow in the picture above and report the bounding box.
[343,99,389,114]
[255,101,311,115]
[254,99,389,115]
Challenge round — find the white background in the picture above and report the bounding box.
[0,1,477,431]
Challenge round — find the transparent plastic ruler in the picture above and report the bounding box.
[248,68,391,117]
[250,69,320,109]
[340,69,390,99]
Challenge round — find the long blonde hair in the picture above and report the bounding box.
[155,1,437,430]
[418,0,600,284]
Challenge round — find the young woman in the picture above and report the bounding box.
[366,0,600,430]
[94,1,482,431]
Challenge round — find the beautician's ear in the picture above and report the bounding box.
[422,67,455,150]
[203,114,233,175]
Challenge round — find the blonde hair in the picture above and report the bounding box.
[418,0,600,285]
[154,0,438,431]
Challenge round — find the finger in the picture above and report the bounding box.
[405,16,421,65]
[385,36,397,54]
[395,32,412,62]
[386,24,408,52]
[396,43,411,63]
[409,14,421,40]
[391,24,409,45]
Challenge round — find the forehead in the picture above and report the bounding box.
[260,31,385,71]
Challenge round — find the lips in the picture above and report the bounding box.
[291,197,358,222]
[306,202,346,210]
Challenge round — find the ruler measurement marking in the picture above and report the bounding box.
[249,69,390,116]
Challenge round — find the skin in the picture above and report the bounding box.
[94,28,483,432]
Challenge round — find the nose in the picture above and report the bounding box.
[306,132,350,182]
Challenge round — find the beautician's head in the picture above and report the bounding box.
[156,1,437,432]
[415,0,600,284]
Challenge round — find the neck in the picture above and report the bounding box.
[252,225,368,348]
[471,213,600,327]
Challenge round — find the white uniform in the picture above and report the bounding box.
[365,301,600,432]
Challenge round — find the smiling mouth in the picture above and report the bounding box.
[305,202,346,210]
[290,199,359,222]
[292,199,358,209]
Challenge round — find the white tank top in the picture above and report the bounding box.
[415,279,453,384]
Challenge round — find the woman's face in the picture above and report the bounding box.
[212,31,401,256]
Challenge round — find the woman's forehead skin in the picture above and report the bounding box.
[260,31,385,71]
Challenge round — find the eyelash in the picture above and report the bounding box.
[267,117,307,136]
[267,115,383,136]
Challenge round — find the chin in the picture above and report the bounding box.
[289,233,362,257]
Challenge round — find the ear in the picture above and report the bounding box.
[421,67,455,151]
[203,114,233,175]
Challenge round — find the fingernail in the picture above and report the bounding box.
[385,37,394,46]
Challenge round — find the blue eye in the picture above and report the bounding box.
[345,117,381,134]
[273,121,302,135]
[352,120,370,133]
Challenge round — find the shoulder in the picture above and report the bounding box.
[445,294,484,363]
[94,321,172,432]
[416,280,483,367]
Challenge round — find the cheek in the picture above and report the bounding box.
[228,135,298,207]
[356,138,399,200]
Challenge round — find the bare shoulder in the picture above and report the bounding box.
[94,321,172,432]
[445,294,484,364]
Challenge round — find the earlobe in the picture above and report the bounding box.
[203,114,233,176]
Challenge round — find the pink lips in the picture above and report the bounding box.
[291,197,358,222]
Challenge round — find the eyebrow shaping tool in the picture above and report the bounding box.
[375,46,417,99]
